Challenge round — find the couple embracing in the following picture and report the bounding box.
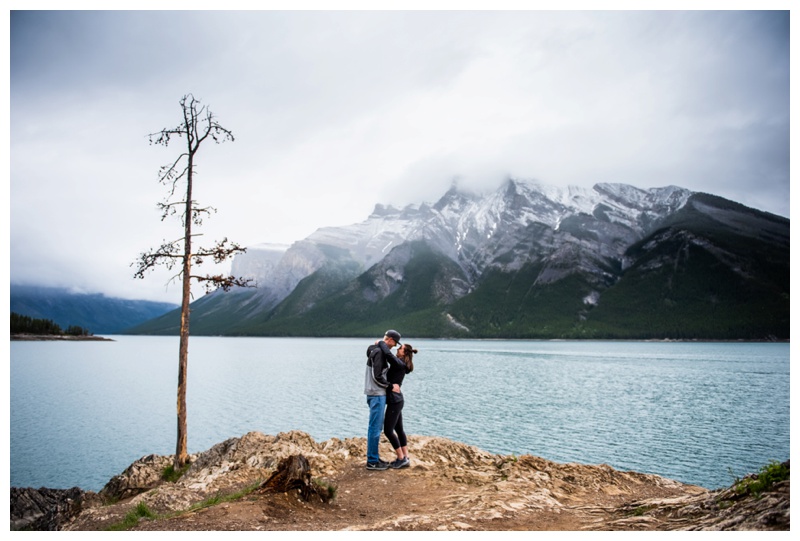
[364,329,418,471]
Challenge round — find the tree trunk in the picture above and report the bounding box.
[175,280,189,469]
[174,149,194,470]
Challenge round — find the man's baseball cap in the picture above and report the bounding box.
[385,330,401,343]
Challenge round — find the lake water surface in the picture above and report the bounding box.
[10,336,789,491]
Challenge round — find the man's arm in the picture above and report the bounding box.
[370,346,393,390]
[374,341,402,393]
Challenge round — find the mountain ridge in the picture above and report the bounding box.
[10,285,178,335]
[123,177,788,339]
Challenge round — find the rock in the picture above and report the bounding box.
[99,453,176,501]
[604,461,790,531]
[10,486,97,531]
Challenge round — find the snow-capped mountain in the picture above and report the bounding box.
[238,178,693,306]
[129,176,788,339]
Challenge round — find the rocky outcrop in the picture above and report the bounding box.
[10,431,789,531]
[10,486,99,531]
[10,334,113,341]
[604,463,790,531]
[99,453,179,501]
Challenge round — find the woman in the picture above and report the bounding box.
[384,342,417,469]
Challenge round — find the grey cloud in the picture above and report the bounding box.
[9,10,790,302]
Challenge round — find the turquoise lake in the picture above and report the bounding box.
[9,336,790,491]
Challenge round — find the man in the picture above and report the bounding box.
[364,329,403,470]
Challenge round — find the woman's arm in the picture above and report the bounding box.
[377,340,406,370]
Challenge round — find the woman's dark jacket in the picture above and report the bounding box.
[379,341,411,404]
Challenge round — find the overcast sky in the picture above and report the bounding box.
[7,4,793,304]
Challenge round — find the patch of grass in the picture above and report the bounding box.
[105,481,262,531]
[187,481,262,513]
[716,499,733,510]
[188,494,222,512]
[162,462,191,483]
[630,505,653,517]
[734,460,789,499]
[312,478,337,502]
[108,502,156,531]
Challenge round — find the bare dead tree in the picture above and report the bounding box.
[133,94,253,469]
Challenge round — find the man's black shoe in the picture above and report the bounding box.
[366,460,389,471]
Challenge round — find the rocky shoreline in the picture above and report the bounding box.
[10,333,113,341]
[10,431,789,531]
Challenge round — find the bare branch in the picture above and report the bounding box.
[193,204,217,214]
[148,127,186,147]
[132,240,183,278]
[157,200,185,221]
[167,270,184,287]
[157,157,190,196]
[191,274,256,293]
[191,204,217,226]
[193,238,247,264]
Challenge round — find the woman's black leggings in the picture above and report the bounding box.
[384,400,406,450]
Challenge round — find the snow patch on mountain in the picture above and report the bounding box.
[234,177,695,310]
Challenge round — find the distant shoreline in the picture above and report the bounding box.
[13,333,787,343]
[10,334,114,342]
[120,334,788,343]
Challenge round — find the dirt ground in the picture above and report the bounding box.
[128,460,686,531]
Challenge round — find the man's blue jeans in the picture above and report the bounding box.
[366,394,386,464]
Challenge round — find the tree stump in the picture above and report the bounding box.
[258,454,335,503]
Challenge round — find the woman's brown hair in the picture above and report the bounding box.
[399,344,417,372]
